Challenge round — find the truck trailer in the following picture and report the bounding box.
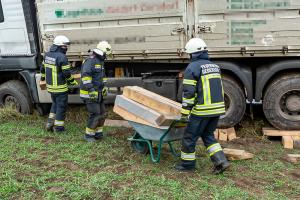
[0,0,299,130]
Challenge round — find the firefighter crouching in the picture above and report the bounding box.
[41,35,78,132]
[176,38,230,174]
[80,41,112,142]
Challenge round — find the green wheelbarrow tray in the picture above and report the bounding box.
[127,121,186,163]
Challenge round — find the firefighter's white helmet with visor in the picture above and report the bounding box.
[53,35,70,46]
[96,41,112,56]
[184,38,207,54]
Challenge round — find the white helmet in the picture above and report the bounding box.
[92,48,104,56]
[97,41,112,55]
[184,38,207,54]
[53,35,70,46]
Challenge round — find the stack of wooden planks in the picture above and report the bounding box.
[263,128,300,149]
[114,86,181,128]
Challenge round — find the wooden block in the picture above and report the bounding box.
[263,128,300,136]
[223,148,254,161]
[286,154,300,164]
[114,95,167,126]
[123,86,181,116]
[292,136,300,149]
[227,127,237,141]
[39,73,81,90]
[214,129,219,140]
[282,136,294,149]
[218,129,228,141]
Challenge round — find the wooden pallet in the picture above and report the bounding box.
[263,128,300,149]
[214,127,237,142]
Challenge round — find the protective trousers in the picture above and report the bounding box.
[85,99,106,136]
[48,92,68,131]
[180,115,227,168]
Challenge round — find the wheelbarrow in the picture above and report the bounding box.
[127,121,186,163]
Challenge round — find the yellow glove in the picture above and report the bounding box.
[102,87,108,97]
[89,91,98,100]
[69,79,78,86]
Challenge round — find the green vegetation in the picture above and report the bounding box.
[0,107,299,199]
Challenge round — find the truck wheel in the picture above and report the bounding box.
[263,74,300,130]
[36,103,51,116]
[218,76,246,128]
[0,80,33,114]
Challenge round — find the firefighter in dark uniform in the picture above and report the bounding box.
[176,38,230,174]
[41,35,78,132]
[80,41,112,142]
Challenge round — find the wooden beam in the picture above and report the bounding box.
[113,105,162,129]
[263,128,300,136]
[218,129,228,141]
[282,136,294,149]
[286,154,300,164]
[39,73,81,90]
[292,136,300,149]
[214,129,219,140]
[223,148,254,161]
[114,95,168,126]
[104,119,131,128]
[123,86,181,116]
[227,128,237,141]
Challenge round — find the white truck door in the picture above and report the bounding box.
[0,0,31,56]
[36,0,190,61]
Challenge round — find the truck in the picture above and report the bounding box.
[0,0,299,130]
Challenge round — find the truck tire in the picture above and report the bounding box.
[218,76,246,128]
[0,80,33,114]
[263,74,300,130]
[36,103,51,116]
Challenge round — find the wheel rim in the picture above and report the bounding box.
[3,95,21,111]
[278,90,300,121]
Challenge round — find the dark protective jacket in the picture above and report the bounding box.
[181,51,225,117]
[41,45,75,93]
[79,53,107,100]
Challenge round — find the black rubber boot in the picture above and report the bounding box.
[210,151,230,175]
[94,132,103,140]
[84,134,97,142]
[175,160,196,172]
[45,119,54,132]
[54,126,65,133]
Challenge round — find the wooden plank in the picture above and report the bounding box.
[104,119,131,128]
[292,136,300,149]
[263,128,300,136]
[123,86,181,116]
[114,95,167,126]
[286,154,300,164]
[218,129,228,141]
[214,129,219,140]
[113,105,162,129]
[223,148,254,161]
[134,86,182,107]
[227,127,237,141]
[39,73,81,90]
[282,136,294,149]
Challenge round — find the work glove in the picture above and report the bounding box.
[69,79,79,86]
[89,90,98,100]
[179,114,190,123]
[102,87,108,97]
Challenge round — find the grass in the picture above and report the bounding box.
[0,107,299,200]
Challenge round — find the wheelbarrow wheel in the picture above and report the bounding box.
[131,133,150,154]
[131,141,149,154]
